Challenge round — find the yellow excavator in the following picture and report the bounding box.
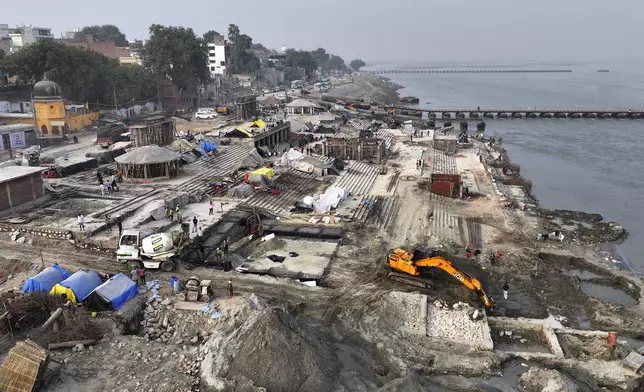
[387,248,496,309]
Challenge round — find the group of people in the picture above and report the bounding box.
[97,171,122,196]
[130,266,147,286]
[166,206,181,222]
[214,237,229,260]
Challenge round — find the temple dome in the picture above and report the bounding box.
[33,76,62,98]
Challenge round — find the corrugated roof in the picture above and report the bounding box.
[115,145,181,164]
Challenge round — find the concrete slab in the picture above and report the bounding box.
[382,291,427,335]
[241,238,338,280]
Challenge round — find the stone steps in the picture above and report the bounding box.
[333,161,379,196]
[431,149,458,175]
[243,172,318,215]
[351,195,399,229]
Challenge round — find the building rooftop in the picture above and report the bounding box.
[115,145,181,164]
[0,165,45,184]
[0,124,35,133]
[0,113,34,119]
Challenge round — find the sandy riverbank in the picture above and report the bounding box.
[327,73,402,104]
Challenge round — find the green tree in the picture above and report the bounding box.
[285,49,318,74]
[323,55,346,71]
[1,39,156,106]
[203,30,220,43]
[141,24,211,90]
[75,25,128,47]
[310,48,330,64]
[227,24,260,74]
[350,59,366,71]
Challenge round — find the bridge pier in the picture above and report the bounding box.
[498,113,508,118]
[428,113,437,120]
[455,112,465,119]
[554,113,567,118]
[598,113,611,119]
[539,113,553,118]
[568,113,582,118]
[582,113,596,118]
[470,112,480,119]
[526,113,537,119]
[629,113,641,119]
[614,113,627,119]
[511,112,523,118]
[442,112,451,119]
[483,112,494,119]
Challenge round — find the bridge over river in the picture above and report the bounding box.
[366,69,573,75]
[387,106,644,119]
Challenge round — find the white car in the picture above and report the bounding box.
[195,111,218,120]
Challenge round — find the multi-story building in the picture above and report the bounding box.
[8,25,54,52]
[207,35,229,76]
[0,24,12,55]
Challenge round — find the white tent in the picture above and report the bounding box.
[280,148,305,166]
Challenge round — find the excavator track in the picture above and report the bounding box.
[387,272,434,289]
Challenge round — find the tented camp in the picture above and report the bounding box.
[252,167,275,179]
[225,126,253,139]
[22,265,72,294]
[49,270,103,304]
[85,273,138,311]
[237,148,265,169]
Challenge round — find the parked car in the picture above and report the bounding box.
[195,111,218,120]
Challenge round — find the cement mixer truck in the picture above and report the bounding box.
[116,230,185,272]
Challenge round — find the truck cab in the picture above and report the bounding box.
[116,230,142,263]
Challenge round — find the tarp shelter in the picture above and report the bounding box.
[22,265,72,294]
[312,186,349,213]
[280,148,305,166]
[201,141,220,153]
[252,167,275,179]
[49,270,103,304]
[249,119,266,129]
[115,145,182,180]
[227,183,254,198]
[225,127,253,138]
[238,149,265,169]
[85,273,137,311]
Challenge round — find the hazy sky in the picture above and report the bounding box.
[4,0,643,64]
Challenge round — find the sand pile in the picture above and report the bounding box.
[202,306,338,392]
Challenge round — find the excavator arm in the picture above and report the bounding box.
[387,248,495,309]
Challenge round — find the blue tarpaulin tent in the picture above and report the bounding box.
[49,270,103,304]
[193,147,208,158]
[85,273,138,311]
[22,265,72,294]
[201,141,220,153]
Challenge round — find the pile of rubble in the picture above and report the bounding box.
[426,301,490,344]
[2,226,72,242]
[140,297,210,345]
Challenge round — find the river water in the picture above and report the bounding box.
[367,62,644,273]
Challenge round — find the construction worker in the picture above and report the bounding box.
[502,282,509,300]
[227,280,233,297]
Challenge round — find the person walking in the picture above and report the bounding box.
[131,267,139,285]
[169,208,174,222]
[227,280,233,297]
[215,247,223,260]
[78,214,85,231]
[502,282,509,300]
[209,200,214,215]
[106,179,113,194]
[117,219,123,235]
[99,182,105,196]
[111,174,119,192]
[138,267,146,285]
[105,215,112,232]
[223,237,229,255]
[192,216,198,233]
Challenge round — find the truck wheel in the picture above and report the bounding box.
[160,260,176,272]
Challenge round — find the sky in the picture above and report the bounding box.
[4,0,644,64]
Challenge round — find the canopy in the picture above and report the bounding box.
[252,167,274,179]
[249,119,266,128]
[280,148,305,166]
[226,127,253,138]
[238,149,265,169]
[286,99,316,108]
[85,273,137,311]
[49,270,103,304]
[22,265,72,294]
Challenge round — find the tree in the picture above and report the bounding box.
[141,24,211,90]
[350,59,366,71]
[310,48,330,64]
[323,55,346,72]
[203,30,220,43]
[1,39,156,106]
[75,25,128,47]
[227,24,260,74]
[285,49,318,73]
